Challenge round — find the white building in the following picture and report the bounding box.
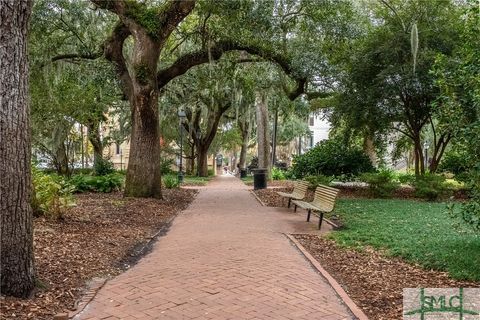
[298,113,331,154]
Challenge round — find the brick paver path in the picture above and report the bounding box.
[75,176,354,320]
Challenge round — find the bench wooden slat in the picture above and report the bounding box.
[291,184,340,229]
[276,181,309,207]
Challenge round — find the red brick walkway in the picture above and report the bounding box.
[74,176,354,319]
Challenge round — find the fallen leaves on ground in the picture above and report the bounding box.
[294,234,479,320]
[0,188,197,320]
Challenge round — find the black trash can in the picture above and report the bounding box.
[253,168,267,190]
[240,169,247,178]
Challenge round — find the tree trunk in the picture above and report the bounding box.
[197,146,209,177]
[0,0,35,298]
[412,134,425,176]
[51,124,71,175]
[363,133,377,166]
[124,90,162,198]
[189,143,195,174]
[231,148,238,172]
[87,121,103,166]
[239,137,248,170]
[255,92,270,175]
[429,134,451,173]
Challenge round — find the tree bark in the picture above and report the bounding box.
[239,139,248,170]
[86,120,103,166]
[363,133,377,166]
[124,89,162,198]
[0,0,35,298]
[255,91,271,175]
[197,146,209,177]
[412,133,425,176]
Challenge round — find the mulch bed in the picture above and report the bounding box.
[0,188,197,320]
[294,235,479,320]
[243,179,294,188]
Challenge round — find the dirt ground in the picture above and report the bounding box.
[0,189,197,320]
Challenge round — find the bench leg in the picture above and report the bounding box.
[294,204,297,212]
[307,209,311,222]
[287,198,291,208]
[318,211,325,230]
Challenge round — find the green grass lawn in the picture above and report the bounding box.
[182,175,213,186]
[330,199,480,281]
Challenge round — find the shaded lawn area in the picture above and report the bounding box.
[182,175,213,186]
[330,199,480,281]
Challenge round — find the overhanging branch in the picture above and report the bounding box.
[157,39,307,98]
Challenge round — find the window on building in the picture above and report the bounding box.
[309,131,314,147]
[115,143,120,155]
[309,116,314,126]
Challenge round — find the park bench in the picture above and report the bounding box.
[276,180,309,208]
[292,184,340,229]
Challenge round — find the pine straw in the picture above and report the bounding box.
[294,235,479,320]
[0,189,197,320]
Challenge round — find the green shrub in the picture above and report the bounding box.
[283,169,296,180]
[94,158,115,176]
[271,167,286,180]
[70,173,124,193]
[303,175,334,189]
[448,169,480,232]
[73,168,94,175]
[438,151,469,175]
[32,168,75,219]
[160,158,174,175]
[360,170,400,198]
[291,139,374,178]
[412,174,450,201]
[207,169,214,176]
[398,173,415,185]
[163,174,179,189]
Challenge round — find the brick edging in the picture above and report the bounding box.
[68,277,107,319]
[285,234,369,320]
[250,190,267,206]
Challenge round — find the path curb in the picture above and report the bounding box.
[250,190,267,207]
[68,277,106,319]
[285,234,369,320]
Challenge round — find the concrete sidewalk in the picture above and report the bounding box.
[74,175,354,320]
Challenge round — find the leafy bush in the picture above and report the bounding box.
[291,139,374,178]
[412,174,450,201]
[160,158,174,175]
[207,169,214,176]
[73,168,94,175]
[303,175,334,188]
[271,167,286,180]
[94,158,115,176]
[448,169,480,232]
[360,170,400,198]
[438,151,470,175]
[32,168,75,219]
[398,173,416,185]
[70,173,124,193]
[163,174,179,189]
[283,169,296,180]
